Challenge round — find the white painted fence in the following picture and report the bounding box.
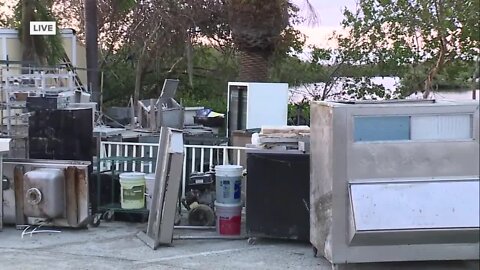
[99,141,247,198]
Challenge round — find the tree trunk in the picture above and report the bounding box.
[21,0,36,71]
[238,51,269,82]
[134,55,145,109]
[85,0,100,104]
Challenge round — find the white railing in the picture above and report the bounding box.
[99,141,247,198]
[99,141,158,173]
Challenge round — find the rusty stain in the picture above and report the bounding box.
[65,166,78,226]
[13,165,26,225]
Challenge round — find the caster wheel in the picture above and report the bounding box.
[312,246,318,257]
[247,237,257,245]
[90,214,101,227]
[103,210,114,222]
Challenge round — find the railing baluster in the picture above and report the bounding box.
[209,148,213,171]
[115,144,120,171]
[141,146,145,173]
[200,147,205,173]
[123,145,128,171]
[107,143,112,170]
[132,145,137,171]
[149,146,153,173]
[236,149,241,165]
[191,147,196,173]
[182,147,187,199]
[223,148,227,165]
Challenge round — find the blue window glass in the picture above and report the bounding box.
[354,116,411,142]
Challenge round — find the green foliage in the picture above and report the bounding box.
[12,0,65,65]
[288,101,310,125]
[336,0,480,97]
[102,45,238,113]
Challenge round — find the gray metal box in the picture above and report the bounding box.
[23,168,66,218]
[310,100,480,264]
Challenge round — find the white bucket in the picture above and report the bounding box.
[215,165,243,204]
[119,172,146,209]
[145,174,156,210]
[215,201,242,235]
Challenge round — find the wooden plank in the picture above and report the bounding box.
[65,167,78,226]
[13,165,26,226]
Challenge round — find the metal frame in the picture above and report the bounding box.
[137,127,184,249]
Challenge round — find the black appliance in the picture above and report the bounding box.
[246,150,310,241]
[28,108,93,163]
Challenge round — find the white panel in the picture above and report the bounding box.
[350,180,480,231]
[168,130,184,153]
[0,138,11,152]
[411,114,471,140]
[247,83,288,129]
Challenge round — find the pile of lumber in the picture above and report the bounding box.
[256,126,310,150]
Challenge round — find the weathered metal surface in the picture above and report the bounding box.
[13,165,26,226]
[23,168,65,218]
[350,179,479,231]
[138,128,184,249]
[310,100,480,264]
[65,167,78,226]
[3,159,90,228]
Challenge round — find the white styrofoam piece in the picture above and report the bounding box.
[0,138,11,152]
[168,130,184,154]
[350,179,480,231]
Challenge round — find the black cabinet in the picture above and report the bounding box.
[246,150,310,241]
[28,108,93,163]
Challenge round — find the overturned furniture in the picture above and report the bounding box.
[3,159,91,228]
[310,100,480,266]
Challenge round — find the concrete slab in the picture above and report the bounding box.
[0,222,477,270]
[0,222,328,270]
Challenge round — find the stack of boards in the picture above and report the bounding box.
[256,126,310,150]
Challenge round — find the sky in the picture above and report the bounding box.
[293,0,356,48]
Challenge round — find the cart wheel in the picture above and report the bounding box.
[103,210,114,222]
[312,246,318,257]
[90,214,101,228]
[247,237,257,245]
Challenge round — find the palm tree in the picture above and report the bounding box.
[226,0,316,82]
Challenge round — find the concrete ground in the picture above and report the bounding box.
[0,222,478,270]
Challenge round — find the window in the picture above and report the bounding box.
[411,115,472,140]
[354,116,410,142]
[354,114,473,142]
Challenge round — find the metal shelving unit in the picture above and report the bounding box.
[1,67,79,136]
